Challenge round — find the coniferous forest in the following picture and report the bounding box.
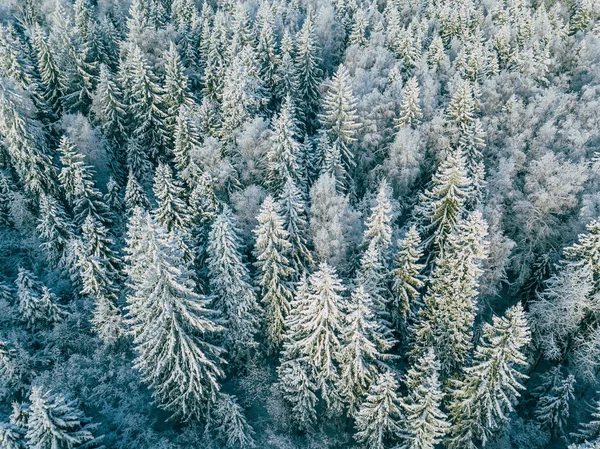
[0,0,599,448]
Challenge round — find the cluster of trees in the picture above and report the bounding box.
[0,0,598,448]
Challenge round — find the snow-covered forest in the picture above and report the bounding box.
[0,0,599,447]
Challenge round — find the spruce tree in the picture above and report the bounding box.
[162,42,193,140]
[446,304,531,449]
[0,173,13,228]
[354,371,403,449]
[253,196,294,351]
[125,170,149,211]
[338,285,393,414]
[30,25,64,115]
[363,179,394,260]
[211,393,255,449]
[319,64,360,188]
[395,77,423,129]
[295,12,322,130]
[267,97,301,193]
[349,8,368,47]
[534,368,576,434]
[125,211,224,419]
[276,29,299,104]
[207,206,260,362]
[412,212,488,375]
[92,64,126,146]
[391,226,425,330]
[37,194,74,266]
[417,148,472,253]
[573,398,600,443]
[255,2,279,105]
[398,349,449,449]
[173,105,202,178]
[16,268,63,327]
[152,163,190,233]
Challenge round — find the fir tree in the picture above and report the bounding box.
[0,421,23,449]
[363,179,394,260]
[173,105,201,178]
[253,196,294,351]
[349,8,368,47]
[26,387,102,449]
[30,25,64,115]
[319,64,360,188]
[16,268,63,327]
[295,12,323,130]
[398,349,449,449]
[125,211,224,419]
[391,226,425,330]
[354,371,403,449]
[276,29,299,104]
[37,194,74,266]
[534,368,576,434]
[152,163,190,233]
[91,64,126,146]
[573,398,600,443]
[125,170,149,211]
[125,137,152,183]
[212,393,256,449]
[163,42,193,140]
[255,2,279,105]
[207,206,260,362]
[395,77,423,129]
[0,173,13,228]
[338,285,393,414]
[446,304,531,449]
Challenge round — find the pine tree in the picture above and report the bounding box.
[212,393,255,449]
[253,196,293,350]
[363,179,393,259]
[30,25,64,115]
[163,42,193,140]
[37,194,74,266]
[446,304,531,449]
[0,421,23,449]
[26,387,102,449]
[349,8,368,47]
[534,368,576,434]
[412,212,488,375]
[276,29,299,104]
[16,268,63,327]
[207,206,260,362]
[277,177,313,274]
[0,173,13,228]
[92,64,126,146]
[267,97,301,193]
[319,64,360,187]
[391,226,425,330]
[338,285,393,414]
[125,211,224,419]
[354,371,403,449]
[173,105,201,178]
[395,77,423,129]
[152,163,190,232]
[295,12,323,130]
[417,148,472,253]
[573,398,600,442]
[255,2,279,105]
[398,349,449,449]
[125,137,152,183]
[125,170,149,211]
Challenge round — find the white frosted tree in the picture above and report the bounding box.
[446,304,531,449]
[37,194,74,266]
[162,42,193,140]
[395,77,422,129]
[125,211,224,419]
[152,163,190,233]
[91,64,126,146]
[26,387,102,449]
[295,12,322,129]
[534,367,576,434]
[253,195,294,351]
[398,349,449,449]
[173,105,201,178]
[207,206,260,362]
[16,268,63,327]
[211,393,255,449]
[573,398,600,443]
[354,371,403,449]
[276,29,299,104]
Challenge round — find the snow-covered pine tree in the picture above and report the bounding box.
[319,64,360,189]
[16,268,63,327]
[412,211,488,375]
[398,348,449,449]
[0,173,13,228]
[152,163,190,233]
[277,177,313,275]
[446,303,531,449]
[125,211,224,419]
[26,387,102,449]
[417,147,472,254]
[267,97,301,193]
[363,179,393,260]
[173,105,201,179]
[349,8,368,47]
[395,77,423,129]
[338,285,393,414]
[276,29,299,105]
[202,11,227,103]
[125,170,149,211]
[104,176,123,213]
[534,367,576,434]
[573,398,600,443]
[125,137,152,184]
[295,11,323,130]
[163,42,193,142]
[354,370,403,449]
[0,421,23,449]
[207,206,260,362]
[37,194,74,266]
[390,226,425,330]
[211,393,255,449]
[255,1,279,107]
[30,24,64,115]
[91,64,126,147]
[253,195,293,351]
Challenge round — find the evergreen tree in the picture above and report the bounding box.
[267,97,301,193]
[163,42,193,140]
[207,206,260,362]
[255,2,279,105]
[276,29,299,104]
[125,170,149,211]
[26,387,102,449]
[125,137,152,183]
[0,421,23,449]
[319,64,360,188]
[295,12,323,130]
[125,211,224,419]
[412,212,488,375]
[534,368,576,434]
[211,393,255,449]
[573,398,600,443]
[30,25,64,115]
[16,268,63,327]
[104,176,123,213]
[253,196,294,351]
[349,8,368,47]
[398,349,449,449]
[91,64,126,146]
[338,285,393,414]
[37,194,74,266]
[391,226,425,330]
[395,77,423,129]
[354,371,403,449]
[277,177,313,274]
[446,304,531,449]
[363,179,394,259]
[173,105,201,178]
[152,163,190,233]
[417,148,472,253]
[0,173,13,228]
